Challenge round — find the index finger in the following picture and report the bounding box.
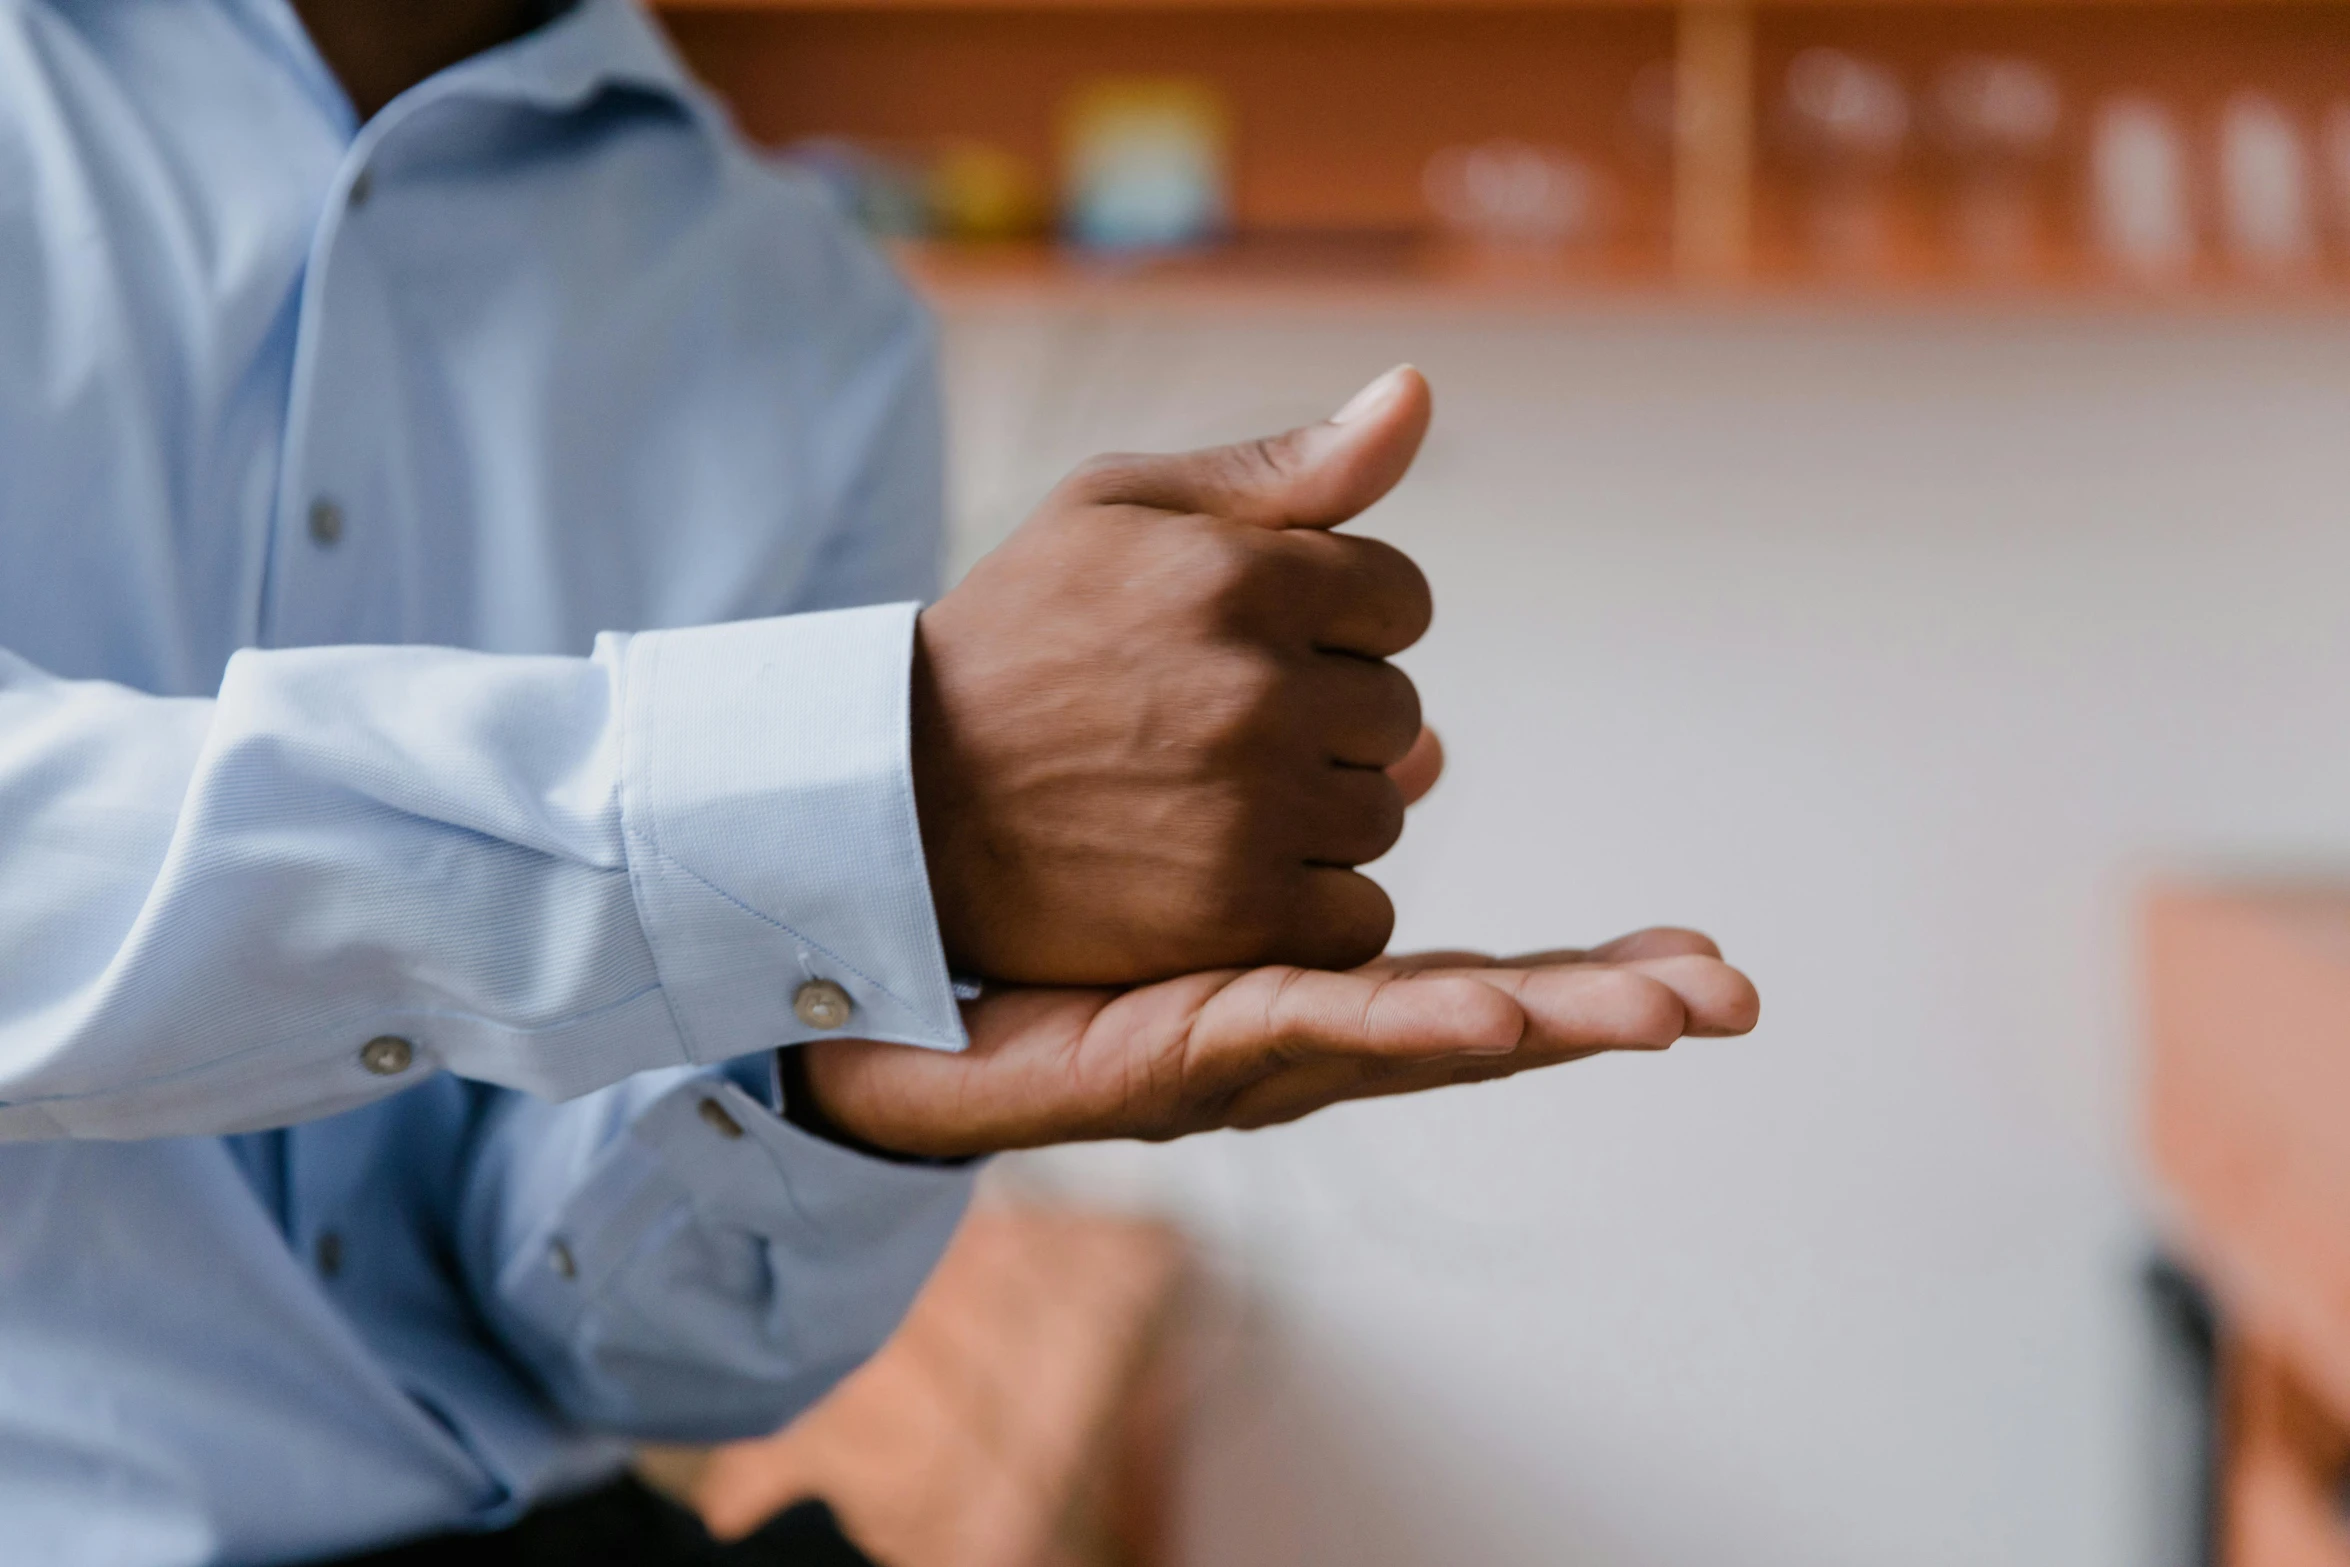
[1266,529,1433,659]
[1462,954,1760,1043]
[1186,961,1693,1077]
[1366,927,1723,975]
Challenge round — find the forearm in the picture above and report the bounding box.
[0,608,964,1139]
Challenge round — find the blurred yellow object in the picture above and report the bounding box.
[926,141,1046,243]
[1060,78,1229,251]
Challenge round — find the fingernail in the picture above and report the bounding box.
[1329,364,1413,426]
[1456,1037,1521,1057]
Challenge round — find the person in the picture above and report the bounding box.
[0,0,1760,1562]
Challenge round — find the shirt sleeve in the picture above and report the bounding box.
[453,1055,974,1443]
[0,605,966,1141]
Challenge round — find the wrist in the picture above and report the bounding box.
[777,1044,974,1168]
[908,615,982,977]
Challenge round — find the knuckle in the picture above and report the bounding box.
[1253,535,1343,623]
[1374,665,1423,749]
[1337,904,1395,969]
[1355,539,1435,646]
[1395,560,1435,642]
[1195,525,1272,609]
[1202,870,1289,957]
[1188,646,1291,752]
[1327,663,1419,762]
[1062,450,1146,505]
[1317,770,1405,864]
[1354,778,1407,859]
[1159,521,1272,624]
[1315,876,1394,969]
[1220,433,1299,496]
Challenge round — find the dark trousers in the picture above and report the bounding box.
[311,1475,883,1567]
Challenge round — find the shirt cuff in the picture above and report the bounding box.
[615,605,966,1064]
[489,1073,976,1441]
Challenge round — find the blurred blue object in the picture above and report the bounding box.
[1062,79,1229,252]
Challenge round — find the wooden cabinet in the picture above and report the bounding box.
[644,1207,1188,1567]
[2149,887,2350,1566]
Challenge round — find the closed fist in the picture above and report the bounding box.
[913,365,1437,985]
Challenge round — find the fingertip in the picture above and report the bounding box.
[1370,365,1434,433]
[1389,725,1445,806]
[1326,364,1433,431]
[1589,926,1723,962]
[1287,368,1432,529]
[1516,964,1686,1051]
[1624,954,1760,1038]
[1690,967,1762,1037]
[1329,364,1412,426]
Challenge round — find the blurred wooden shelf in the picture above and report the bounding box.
[658,0,2350,308]
[660,0,2350,11]
[891,235,2350,312]
[895,234,1670,308]
[661,0,1677,10]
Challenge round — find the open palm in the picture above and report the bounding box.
[802,928,1759,1159]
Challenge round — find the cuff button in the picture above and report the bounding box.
[359,1035,414,1076]
[792,979,852,1030]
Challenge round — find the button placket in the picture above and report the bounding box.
[270,158,396,646]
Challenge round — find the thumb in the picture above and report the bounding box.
[1079,364,1432,530]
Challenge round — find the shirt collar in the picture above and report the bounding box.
[433,0,710,123]
[231,0,718,147]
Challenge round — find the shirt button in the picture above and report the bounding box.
[697,1097,746,1140]
[548,1238,577,1279]
[793,979,852,1030]
[315,1231,344,1280]
[307,497,345,546]
[347,168,373,209]
[359,1035,414,1076]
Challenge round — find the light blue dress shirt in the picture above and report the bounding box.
[0,1,979,1560]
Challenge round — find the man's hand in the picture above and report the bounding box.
[799,929,1759,1159]
[913,365,1437,986]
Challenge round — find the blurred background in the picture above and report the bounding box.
[642,5,2350,1564]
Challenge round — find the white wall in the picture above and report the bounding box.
[934,300,2350,1567]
